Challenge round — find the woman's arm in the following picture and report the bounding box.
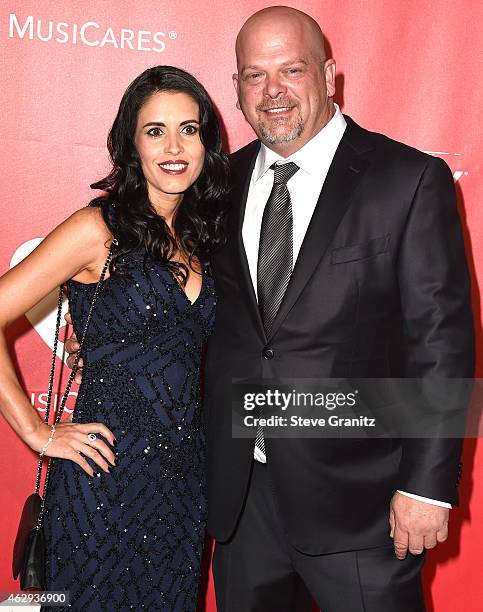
[0,207,116,475]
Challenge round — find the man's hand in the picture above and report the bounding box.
[64,312,83,384]
[389,491,449,559]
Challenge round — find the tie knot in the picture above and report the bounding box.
[271,162,299,185]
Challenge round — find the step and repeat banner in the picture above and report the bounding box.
[1,1,482,610]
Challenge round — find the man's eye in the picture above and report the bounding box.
[147,127,163,137]
[286,68,302,75]
[182,125,199,135]
[246,73,262,81]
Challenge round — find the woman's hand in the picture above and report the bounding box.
[28,421,117,477]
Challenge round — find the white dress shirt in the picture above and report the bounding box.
[241,104,451,509]
[243,104,347,299]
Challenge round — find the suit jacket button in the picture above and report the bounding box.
[263,348,274,360]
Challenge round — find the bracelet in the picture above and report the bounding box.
[39,424,56,459]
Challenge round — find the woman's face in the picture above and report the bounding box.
[134,91,205,209]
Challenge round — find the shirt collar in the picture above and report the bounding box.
[252,103,347,183]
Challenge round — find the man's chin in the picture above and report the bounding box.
[258,125,303,146]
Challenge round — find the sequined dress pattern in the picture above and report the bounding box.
[40,250,216,611]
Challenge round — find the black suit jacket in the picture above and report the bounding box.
[204,116,474,554]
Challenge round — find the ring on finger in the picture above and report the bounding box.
[87,433,97,443]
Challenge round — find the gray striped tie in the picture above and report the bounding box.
[255,161,299,458]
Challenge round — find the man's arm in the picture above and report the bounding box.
[391,155,474,557]
[396,155,474,499]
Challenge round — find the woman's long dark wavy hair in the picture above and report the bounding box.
[89,65,230,283]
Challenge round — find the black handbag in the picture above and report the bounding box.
[12,242,115,590]
[12,492,44,589]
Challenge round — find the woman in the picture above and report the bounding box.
[0,66,229,611]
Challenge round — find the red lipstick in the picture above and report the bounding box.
[158,160,189,175]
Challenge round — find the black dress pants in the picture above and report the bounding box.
[212,461,426,612]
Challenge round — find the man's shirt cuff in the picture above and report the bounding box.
[397,490,452,508]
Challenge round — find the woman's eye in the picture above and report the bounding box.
[182,125,199,135]
[147,127,163,137]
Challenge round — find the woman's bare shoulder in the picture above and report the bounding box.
[0,206,113,325]
[63,206,113,248]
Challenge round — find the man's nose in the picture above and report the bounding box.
[263,73,287,99]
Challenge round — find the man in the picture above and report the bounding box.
[203,6,473,612]
[67,6,474,611]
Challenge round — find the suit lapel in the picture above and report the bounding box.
[229,141,267,342]
[267,117,374,340]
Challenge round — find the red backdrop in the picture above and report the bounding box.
[1,1,482,610]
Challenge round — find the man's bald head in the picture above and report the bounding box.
[236,6,327,70]
[232,5,336,156]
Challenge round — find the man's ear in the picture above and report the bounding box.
[233,73,241,110]
[324,59,336,98]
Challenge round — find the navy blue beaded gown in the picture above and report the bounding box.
[40,249,216,612]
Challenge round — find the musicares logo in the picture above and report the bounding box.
[31,390,77,417]
[8,13,177,52]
